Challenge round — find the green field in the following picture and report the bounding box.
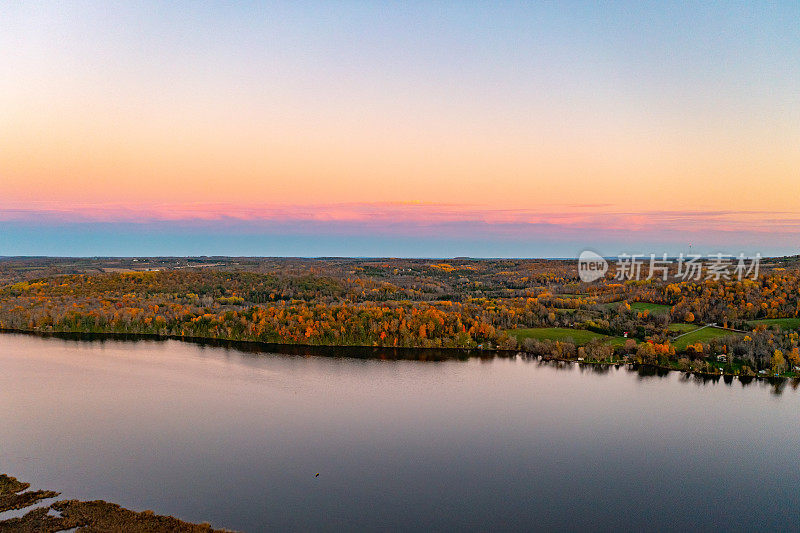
[748,318,800,330]
[631,302,671,315]
[509,327,626,346]
[673,326,743,351]
[668,323,698,334]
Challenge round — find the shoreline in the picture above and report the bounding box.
[0,327,506,361]
[2,328,793,383]
[537,355,795,383]
[0,473,230,531]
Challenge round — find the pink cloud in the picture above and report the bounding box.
[2,201,799,243]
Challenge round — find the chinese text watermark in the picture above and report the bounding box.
[578,252,761,283]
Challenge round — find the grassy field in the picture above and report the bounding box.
[673,326,743,351]
[748,318,800,330]
[509,327,627,347]
[667,323,698,334]
[630,302,671,315]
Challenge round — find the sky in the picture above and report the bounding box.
[2,1,799,257]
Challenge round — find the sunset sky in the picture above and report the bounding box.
[2,1,799,256]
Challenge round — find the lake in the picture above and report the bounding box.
[1,332,798,532]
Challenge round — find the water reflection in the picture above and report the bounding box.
[578,363,612,375]
[635,365,671,380]
[7,330,489,361]
[1,332,799,532]
[739,374,755,386]
[768,377,788,396]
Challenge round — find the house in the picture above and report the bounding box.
[716,354,727,362]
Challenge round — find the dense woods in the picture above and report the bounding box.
[2,256,800,376]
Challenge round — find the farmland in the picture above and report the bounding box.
[1,256,799,374]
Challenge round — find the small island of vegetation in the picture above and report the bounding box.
[0,473,228,532]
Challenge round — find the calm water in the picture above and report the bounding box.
[1,333,798,532]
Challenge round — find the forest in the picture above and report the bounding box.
[1,256,800,377]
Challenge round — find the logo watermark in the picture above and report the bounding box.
[578,250,609,282]
[578,252,761,282]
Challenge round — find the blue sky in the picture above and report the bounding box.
[2,1,799,257]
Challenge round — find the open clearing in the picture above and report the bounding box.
[630,302,671,315]
[668,323,698,334]
[748,318,800,330]
[673,326,743,351]
[508,327,627,347]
